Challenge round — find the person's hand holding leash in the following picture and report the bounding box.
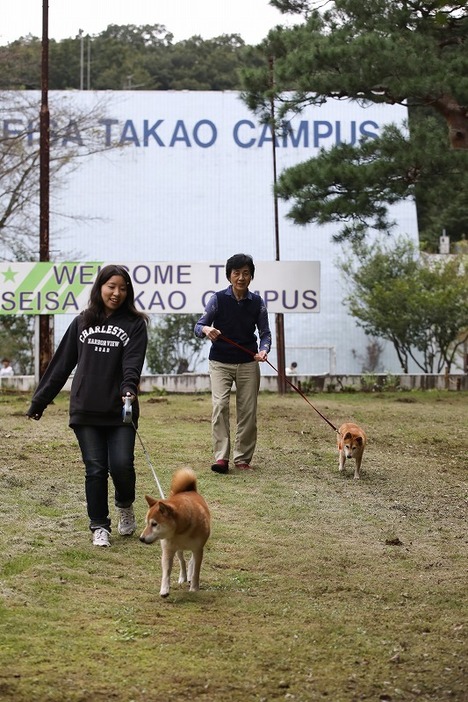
[254,350,268,362]
[202,325,221,341]
[122,392,134,424]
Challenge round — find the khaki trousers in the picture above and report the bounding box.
[209,359,260,465]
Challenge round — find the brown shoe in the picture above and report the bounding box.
[211,460,229,474]
[235,463,253,470]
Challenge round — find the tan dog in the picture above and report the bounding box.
[337,423,367,479]
[139,467,211,597]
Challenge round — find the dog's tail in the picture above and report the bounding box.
[170,467,198,496]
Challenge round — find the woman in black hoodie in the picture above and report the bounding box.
[27,265,148,547]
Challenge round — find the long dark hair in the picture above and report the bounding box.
[82,265,148,326]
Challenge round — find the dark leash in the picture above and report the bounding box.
[219,334,339,434]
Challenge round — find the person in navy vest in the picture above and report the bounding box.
[195,253,272,474]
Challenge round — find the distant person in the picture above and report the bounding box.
[0,358,14,377]
[194,253,271,474]
[285,361,298,376]
[26,265,148,548]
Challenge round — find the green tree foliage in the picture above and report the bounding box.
[146,315,206,374]
[0,35,42,89]
[82,24,173,90]
[0,315,35,374]
[339,238,468,373]
[241,1,468,248]
[0,26,262,91]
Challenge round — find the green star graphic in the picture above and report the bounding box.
[2,267,18,282]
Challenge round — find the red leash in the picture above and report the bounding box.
[218,334,339,433]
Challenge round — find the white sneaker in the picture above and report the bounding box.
[117,506,137,536]
[92,528,111,547]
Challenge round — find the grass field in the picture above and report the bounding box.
[0,389,467,701]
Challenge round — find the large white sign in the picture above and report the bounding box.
[0,261,320,315]
[0,91,419,372]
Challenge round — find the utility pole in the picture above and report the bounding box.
[269,56,286,393]
[39,0,53,378]
[79,29,84,90]
[87,35,91,89]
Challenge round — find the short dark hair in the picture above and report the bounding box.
[225,253,255,280]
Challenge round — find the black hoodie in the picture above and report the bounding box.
[27,309,148,427]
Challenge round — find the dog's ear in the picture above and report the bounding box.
[158,502,174,517]
[344,432,352,440]
[145,495,158,506]
[356,437,363,446]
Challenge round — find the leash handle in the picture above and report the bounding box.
[218,334,338,433]
[122,394,133,423]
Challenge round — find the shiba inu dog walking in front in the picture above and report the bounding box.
[337,423,367,479]
[139,468,211,597]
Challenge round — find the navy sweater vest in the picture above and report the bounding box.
[209,290,261,363]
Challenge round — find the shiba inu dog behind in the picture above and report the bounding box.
[337,423,367,479]
[139,467,211,597]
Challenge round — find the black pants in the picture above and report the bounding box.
[73,425,136,532]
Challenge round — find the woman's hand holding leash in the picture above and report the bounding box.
[122,392,134,424]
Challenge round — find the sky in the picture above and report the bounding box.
[1,0,291,46]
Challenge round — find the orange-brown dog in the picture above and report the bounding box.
[139,467,211,597]
[337,422,367,479]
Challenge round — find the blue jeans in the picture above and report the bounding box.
[73,425,136,532]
